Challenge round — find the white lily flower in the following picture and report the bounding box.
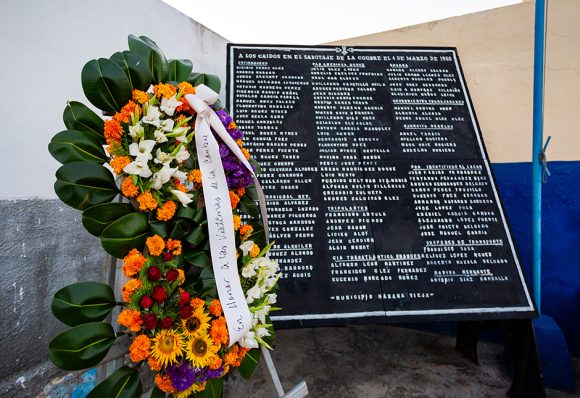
[154,129,168,143]
[171,189,193,206]
[160,95,182,116]
[154,148,172,165]
[254,305,271,325]
[256,327,271,338]
[174,145,190,163]
[142,106,161,126]
[239,331,259,349]
[151,165,176,190]
[240,241,255,256]
[128,122,144,140]
[171,126,189,142]
[242,263,257,278]
[173,170,188,182]
[267,293,277,305]
[160,119,174,132]
[246,283,262,304]
[129,140,156,162]
[123,160,152,178]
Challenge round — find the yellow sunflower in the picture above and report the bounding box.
[151,330,186,367]
[185,333,218,368]
[182,306,211,337]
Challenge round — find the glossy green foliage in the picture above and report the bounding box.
[82,202,136,236]
[54,162,118,210]
[51,282,116,326]
[87,366,142,398]
[100,212,150,258]
[49,130,106,164]
[81,58,133,113]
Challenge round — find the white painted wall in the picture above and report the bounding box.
[0,0,229,199]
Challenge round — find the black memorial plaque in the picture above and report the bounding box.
[226,44,536,326]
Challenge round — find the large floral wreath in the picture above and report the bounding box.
[47,35,280,397]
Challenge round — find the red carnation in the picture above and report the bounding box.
[147,266,162,282]
[166,269,179,283]
[179,291,190,308]
[163,252,174,261]
[179,306,194,319]
[140,295,153,309]
[141,313,158,329]
[160,316,173,329]
[151,285,167,304]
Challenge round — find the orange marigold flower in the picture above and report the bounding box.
[209,356,223,370]
[153,83,176,99]
[250,243,260,258]
[138,190,158,211]
[121,178,140,198]
[176,269,185,285]
[146,235,165,256]
[239,224,253,237]
[229,191,240,209]
[132,89,149,104]
[188,169,202,183]
[122,249,147,277]
[129,334,151,362]
[227,121,237,130]
[121,279,142,303]
[176,114,189,127]
[224,345,241,367]
[241,147,251,160]
[157,200,176,221]
[117,309,142,332]
[155,374,176,394]
[190,298,205,309]
[175,97,191,114]
[209,299,223,317]
[147,356,162,371]
[210,317,229,346]
[233,215,241,231]
[166,239,182,255]
[178,81,195,96]
[104,119,124,144]
[109,156,131,174]
[236,187,246,197]
[235,139,244,148]
[114,101,137,124]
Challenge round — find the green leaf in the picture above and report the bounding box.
[81,58,133,113]
[150,386,166,398]
[187,72,221,94]
[200,266,217,298]
[185,224,207,247]
[184,250,211,268]
[238,194,259,219]
[149,220,170,239]
[49,130,106,164]
[110,51,152,92]
[82,203,136,236]
[54,162,118,210]
[87,366,142,398]
[168,59,193,82]
[100,212,150,258]
[128,35,168,84]
[51,282,116,326]
[63,101,105,142]
[238,348,260,379]
[195,377,223,398]
[48,322,116,371]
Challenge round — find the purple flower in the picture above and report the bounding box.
[166,362,199,392]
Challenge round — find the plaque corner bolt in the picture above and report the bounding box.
[538,135,552,183]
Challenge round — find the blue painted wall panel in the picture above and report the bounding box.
[492,161,580,356]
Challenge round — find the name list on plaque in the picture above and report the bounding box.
[226,44,535,325]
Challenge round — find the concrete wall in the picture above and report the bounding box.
[0,0,228,396]
[330,0,580,356]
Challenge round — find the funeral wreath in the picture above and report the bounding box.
[47,34,280,397]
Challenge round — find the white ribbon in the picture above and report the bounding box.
[185,85,269,346]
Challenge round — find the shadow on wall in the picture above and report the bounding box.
[492,160,580,356]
